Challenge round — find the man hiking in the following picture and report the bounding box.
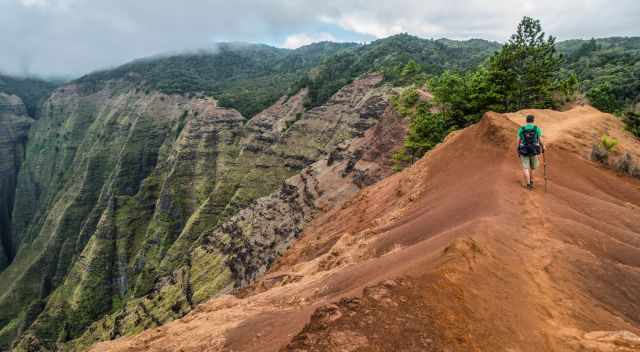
[517,114,544,190]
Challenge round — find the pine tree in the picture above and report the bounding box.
[487,17,562,111]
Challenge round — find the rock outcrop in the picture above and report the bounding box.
[0,93,32,270]
[0,74,396,351]
[198,97,403,290]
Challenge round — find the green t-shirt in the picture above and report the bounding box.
[517,124,542,143]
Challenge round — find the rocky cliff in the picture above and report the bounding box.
[0,74,399,351]
[68,81,405,351]
[0,93,32,270]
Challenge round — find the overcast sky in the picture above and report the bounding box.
[1,0,639,77]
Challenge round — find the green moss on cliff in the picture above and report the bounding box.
[3,70,390,351]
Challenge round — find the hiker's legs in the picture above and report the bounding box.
[520,155,532,185]
[529,156,540,185]
[522,168,531,185]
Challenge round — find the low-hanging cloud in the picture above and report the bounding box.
[282,33,338,49]
[1,0,638,77]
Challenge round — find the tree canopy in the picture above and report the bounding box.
[485,16,562,111]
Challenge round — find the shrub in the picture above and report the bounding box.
[403,111,450,160]
[402,87,420,107]
[601,135,619,152]
[591,144,609,163]
[624,111,640,138]
[587,83,618,113]
[615,153,637,176]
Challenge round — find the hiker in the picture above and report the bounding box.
[517,114,544,189]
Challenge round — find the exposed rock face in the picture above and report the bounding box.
[0,93,32,269]
[0,75,394,351]
[202,99,404,289]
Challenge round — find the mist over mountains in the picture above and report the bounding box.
[2,0,639,77]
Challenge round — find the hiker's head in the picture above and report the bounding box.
[526,115,535,123]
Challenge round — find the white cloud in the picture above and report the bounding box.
[1,0,639,76]
[17,0,49,7]
[282,32,337,49]
[319,0,640,40]
[321,15,403,38]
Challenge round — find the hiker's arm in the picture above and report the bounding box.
[538,127,544,152]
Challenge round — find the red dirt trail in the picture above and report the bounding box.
[91,106,640,352]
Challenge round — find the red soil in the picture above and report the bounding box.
[91,106,640,352]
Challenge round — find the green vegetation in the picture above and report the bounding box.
[76,42,356,117]
[391,88,443,165]
[395,18,640,168]
[624,111,640,138]
[558,37,640,115]
[601,135,619,151]
[0,74,57,116]
[1,55,391,350]
[486,16,562,111]
[393,17,565,164]
[293,34,500,108]
[71,36,499,119]
[175,110,189,140]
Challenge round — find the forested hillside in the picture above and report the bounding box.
[557,37,640,114]
[74,37,500,118]
[292,34,501,107]
[388,21,640,166]
[75,42,357,117]
[0,74,57,117]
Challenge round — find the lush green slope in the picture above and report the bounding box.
[0,74,57,117]
[558,37,640,113]
[74,37,500,118]
[294,34,501,107]
[0,77,389,351]
[75,42,357,118]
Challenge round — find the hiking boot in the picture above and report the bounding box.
[527,182,534,190]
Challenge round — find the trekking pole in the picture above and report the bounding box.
[543,148,548,193]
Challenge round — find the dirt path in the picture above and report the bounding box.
[520,189,571,350]
[507,107,600,144]
[508,106,640,159]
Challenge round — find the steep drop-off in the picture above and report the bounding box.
[92,106,640,352]
[0,74,397,351]
[0,93,32,269]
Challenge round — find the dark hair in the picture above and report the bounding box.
[526,115,535,123]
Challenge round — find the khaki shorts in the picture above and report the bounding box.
[520,155,540,170]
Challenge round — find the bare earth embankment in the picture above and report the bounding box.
[92,106,640,352]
